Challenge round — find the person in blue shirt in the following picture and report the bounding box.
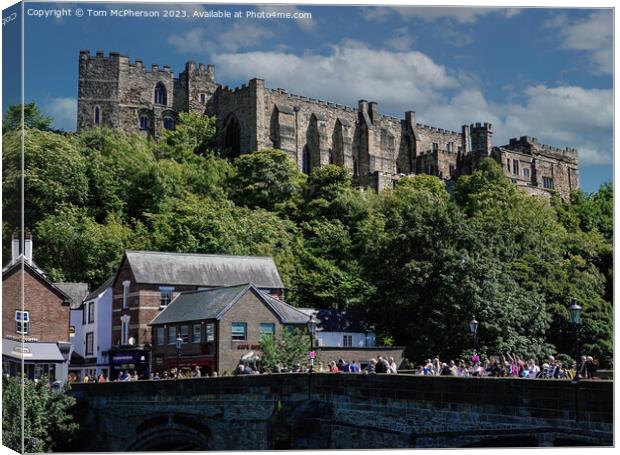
[349,361,361,373]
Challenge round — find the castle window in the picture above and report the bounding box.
[139,114,150,130]
[543,176,554,189]
[163,116,174,130]
[506,158,510,171]
[200,93,206,104]
[94,106,101,125]
[446,142,452,152]
[154,82,167,105]
[523,168,530,178]
[432,143,439,152]
[513,160,520,175]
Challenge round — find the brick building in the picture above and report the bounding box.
[1,235,82,383]
[149,284,309,375]
[77,51,579,199]
[109,250,284,379]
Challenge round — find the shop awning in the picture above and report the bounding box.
[2,338,65,362]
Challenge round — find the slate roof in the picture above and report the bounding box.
[298,308,373,333]
[149,284,308,326]
[123,251,284,289]
[84,275,115,302]
[55,282,90,309]
[2,338,65,362]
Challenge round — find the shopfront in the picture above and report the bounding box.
[110,350,150,380]
[2,338,66,383]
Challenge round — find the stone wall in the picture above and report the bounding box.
[76,52,581,198]
[68,374,612,451]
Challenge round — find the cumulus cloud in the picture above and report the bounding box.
[383,28,414,51]
[212,39,459,111]
[211,39,610,166]
[41,97,76,131]
[545,11,612,75]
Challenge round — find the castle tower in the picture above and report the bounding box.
[470,122,493,156]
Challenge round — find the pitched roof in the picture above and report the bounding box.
[55,282,90,309]
[84,275,115,302]
[149,284,308,326]
[3,257,72,304]
[298,308,374,333]
[123,251,284,289]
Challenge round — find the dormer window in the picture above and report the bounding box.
[154,82,167,105]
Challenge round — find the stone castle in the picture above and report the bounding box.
[77,51,579,199]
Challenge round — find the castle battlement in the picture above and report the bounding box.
[76,51,580,200]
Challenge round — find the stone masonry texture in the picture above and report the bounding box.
[77,52,580,200]
[68,374,612,451]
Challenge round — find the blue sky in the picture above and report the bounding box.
[5,2,614,192]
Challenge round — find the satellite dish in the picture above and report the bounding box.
[128,337,136,346]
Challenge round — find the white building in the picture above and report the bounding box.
[299,308,376,348]
[68,276,114,379]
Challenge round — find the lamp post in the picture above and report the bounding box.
[307,314,318,374]
[567,298,583,383]
[468,315,479,353]
[175,336,183,379]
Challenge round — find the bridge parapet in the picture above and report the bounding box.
[68,374,613,451]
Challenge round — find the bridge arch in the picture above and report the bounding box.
[126,415,211,451]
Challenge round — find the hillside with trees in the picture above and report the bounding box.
[2,105,613,367]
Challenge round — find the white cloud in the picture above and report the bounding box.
[212,39,459,112]
[545,11,612,75]
[187,33,610,167]
[41,97,76,131]
[362,6,522,24]
[383,28,414,51]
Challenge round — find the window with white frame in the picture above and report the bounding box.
[15,311,29,334]
[343,334,353,347]
[85,332,94,356]
[88,301,95,324]
[193,324,201,343]
[231,322,247,341]
[122,281,130,309]
[120,315,130,346]
[159,286,174,307]
[205,323,214,342]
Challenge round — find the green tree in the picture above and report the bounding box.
[159,112,218,159]
[2,128,88,236]
[34,205,133,286]
[2,376,78,453]
[227,148,305,212]
[260,328,312,370]
[3,102,53,132]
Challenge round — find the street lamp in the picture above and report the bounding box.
[307,314,318,374]
[567,298,582,382]
[175,336,183,379]
[469,315,479,353]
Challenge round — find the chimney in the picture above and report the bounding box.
[24,230,33,264]
[11,230,20,263]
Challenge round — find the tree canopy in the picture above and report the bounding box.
[2,103,613,367]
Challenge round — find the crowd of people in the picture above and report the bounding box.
[414,353,599,380]
[69,353,600,383]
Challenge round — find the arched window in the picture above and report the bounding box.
[139,114,150,130]
[163,116,174,130]
[94,106,101,125]
[223,114,241,159]
[154,82,167,105]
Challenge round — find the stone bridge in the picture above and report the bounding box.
[67,374,612,451]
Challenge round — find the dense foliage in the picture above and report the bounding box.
[2,376,78,452]
[2,104,613,367]
[260,328,314,370]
